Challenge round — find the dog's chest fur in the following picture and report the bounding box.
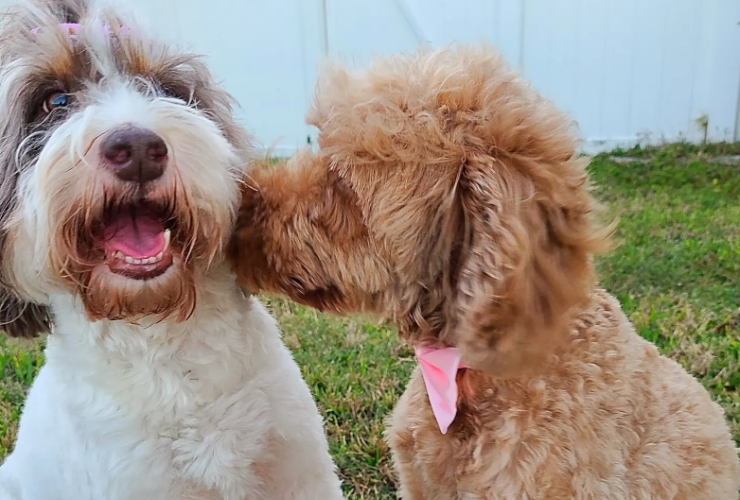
[388,291,740,499]
[6,271,290,500]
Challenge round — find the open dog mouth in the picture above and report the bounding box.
[100,203,175,280]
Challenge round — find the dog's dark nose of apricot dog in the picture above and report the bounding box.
[102,126,168,184]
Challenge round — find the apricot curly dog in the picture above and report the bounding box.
[229,45,740,499]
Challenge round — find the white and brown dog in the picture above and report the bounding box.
[0,1,344,499]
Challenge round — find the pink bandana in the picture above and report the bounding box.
[414,345,465,434]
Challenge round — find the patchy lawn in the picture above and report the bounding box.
[0,144,738,499]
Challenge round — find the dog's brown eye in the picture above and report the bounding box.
[42,92,71,113]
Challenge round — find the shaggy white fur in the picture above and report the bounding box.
[0,269,343,499]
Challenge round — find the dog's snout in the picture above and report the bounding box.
[102,126,168,184]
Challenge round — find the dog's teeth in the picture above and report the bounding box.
[111,233,169,266]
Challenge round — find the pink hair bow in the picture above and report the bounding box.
[31,23,133,38]
[414,345,465,434]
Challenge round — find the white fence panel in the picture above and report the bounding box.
[520,0,740,151]
[324,0,524,70]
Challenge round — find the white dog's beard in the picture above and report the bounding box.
[40,130,233,321]
[54,197,202,322]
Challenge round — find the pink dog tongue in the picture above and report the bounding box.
[104,210,166,259]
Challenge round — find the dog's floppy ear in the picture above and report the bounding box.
[0,0,58,339]
[452,152,612,377]
[0,150,51,338]
[0,290,51,338]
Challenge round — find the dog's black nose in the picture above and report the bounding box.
[102,127,168,184]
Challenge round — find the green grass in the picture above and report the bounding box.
[0,144,738,498]
[608,140,740,159]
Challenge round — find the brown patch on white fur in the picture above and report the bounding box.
[229,45,740,499]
